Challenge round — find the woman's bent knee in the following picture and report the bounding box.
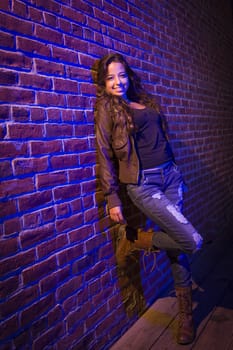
[187,231,203,253]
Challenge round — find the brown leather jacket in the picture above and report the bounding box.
[95,99,140,209]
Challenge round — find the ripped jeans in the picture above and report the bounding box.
[126,161,203,287]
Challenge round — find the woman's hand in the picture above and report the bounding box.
[109,206,125,224]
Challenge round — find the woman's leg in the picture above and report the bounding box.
[127,163,202,344]
[126,164,203,255]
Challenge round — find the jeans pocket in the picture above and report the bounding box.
[142,171,161,185]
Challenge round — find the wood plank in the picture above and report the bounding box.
[110,296,178,350]
[193,286,233,349]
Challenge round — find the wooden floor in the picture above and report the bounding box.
[110,229,233,350]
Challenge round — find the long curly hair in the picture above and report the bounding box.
[94,53,167,136]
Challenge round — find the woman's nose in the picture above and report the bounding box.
[114,76,120,85]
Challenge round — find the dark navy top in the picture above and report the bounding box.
[131,107,173,169]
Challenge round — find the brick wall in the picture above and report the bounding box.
[1,0,233,349]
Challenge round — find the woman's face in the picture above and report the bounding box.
[105,62,129,98]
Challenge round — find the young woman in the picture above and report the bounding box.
[94,52,203,345]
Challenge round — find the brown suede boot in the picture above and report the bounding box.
[176,286,195,345]
[116,226,158,268]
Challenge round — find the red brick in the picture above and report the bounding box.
[1,285,38,318]
[23,211,41,229]
[50,154,78,170]
[37,234,68,259]
[73,110,86,122]
[0,249,35,277]
[43,12,58,27]
[86,110,94,123]
[28,6,43,23]
[67,95,89,108]
[30,108,46,122]
[53,77,78,93]
[71,23,83,37]
[87,17,101,31]
[62,6,86,24]
[66,302,91,330]
[30,317,47,339]
[7,123,43,139]
[53,184,81,201]
[0,12,33,36]
[39,266,70,294]
[93,7,114,25]
[35,58,64,76]
[67,66,91,81]
[12,0,27,17]
[79,152,96,166]
[45,123,73,138]
[37,91,65,107]
[13,329,31,350]
[18,190,53,212]
[20,223,54,249]
[0,177,34,199]
[80,82,96,95]
[0,87,35,104]
[70,198,82,213]
[74,124,94,137]
[68,167,92,182]
[0,199,17,219]
[56,275,82,301]
[56,324,84,350]
[0,105,11,120]
[81,179,97,194]
[56,212,83,233]
[36,171,67,190]
[33,323,64,350]
[19,72,52,89]
[48,305,63,326]
[64,35,88,52]
[0,236,18,257]
[0,160,12,178]
[41,206,56,223]
[13,157,49,175]
[35,24,62,44]
[30,140,62,156]
[85,303,108,329]
[0,275,19,299]
[72,255,92,275]
[60,109,73,122]
[22,255,57,285]
[34,0,60,12]
[63,138,88,152]
[4,217,21,235]
[0,315,18,341]
[0,0,10,11]
[0,70,17,85]
[57,244,83,267]
[52,46,78,64]
[82,195,94,210]
[46,108,61,121]
[55,202,70,218]
[58,17,71,33]
[20,293,55,327]
[0,141,28,158]
[68,225,93,243]
[12,106,30,121]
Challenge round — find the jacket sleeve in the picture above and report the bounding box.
[95,102,122,209]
